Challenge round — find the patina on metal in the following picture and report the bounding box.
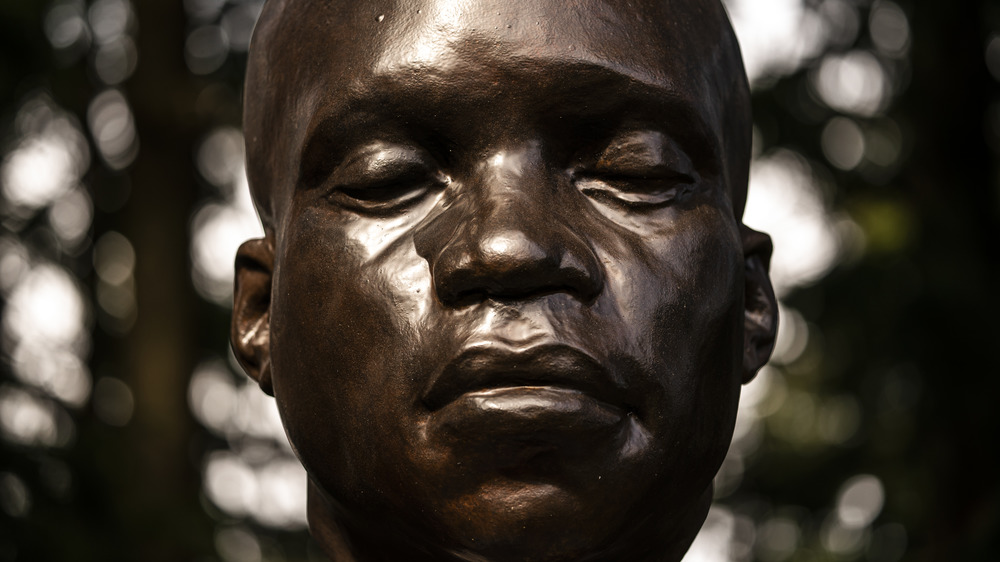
[232,1,778,560]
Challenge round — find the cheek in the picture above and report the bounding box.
[600,205,744,451]
[266,210,437,489]
[663,225,744,459]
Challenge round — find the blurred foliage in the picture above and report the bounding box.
[0,1,998,561]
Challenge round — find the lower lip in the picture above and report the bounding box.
[426,386,626,445]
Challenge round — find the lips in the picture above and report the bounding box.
[422,343,635,459]
[422,343,627,412]
[423,344,649,468]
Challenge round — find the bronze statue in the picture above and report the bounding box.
[231,0,777,560]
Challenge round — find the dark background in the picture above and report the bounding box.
[0,1,997,561]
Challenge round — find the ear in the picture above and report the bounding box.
[232,237,275,395]
[741,224,778,383]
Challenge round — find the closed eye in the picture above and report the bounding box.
[573,129,698,208]
[326,143,449,213]
[575,170,696,207]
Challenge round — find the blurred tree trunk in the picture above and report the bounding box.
[115,1,213,558]
[904,2,1000,559]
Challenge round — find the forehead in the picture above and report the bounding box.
[268,0,729,109]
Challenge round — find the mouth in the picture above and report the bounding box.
[423,343,628,413]
[422,344,633,449]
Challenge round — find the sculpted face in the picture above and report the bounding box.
[233,1,777,560]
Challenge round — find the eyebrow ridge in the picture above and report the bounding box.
[297,61,720,185]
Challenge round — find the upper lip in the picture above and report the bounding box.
[422,343,626,412]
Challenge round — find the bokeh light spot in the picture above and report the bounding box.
[48,187,93,248]
[88,0,131,45]
[813,50,889,116]
[197,127,244,189]
[220,2,263,52]
[1,100,89,211]
[92,377,134,427]
[0,473,31,519]
[205,451,257,517]
[837,474,885,528]
[0,238,30,294]
[93,231,135,285]
[0,386,73,447]
[756,516,800,562]
[87,89,139,170]
[12,345,92,408]
[743,150,845,295]
[821,514,868,555]
[215,526,262,562]
[868,523,908,562]
[44,3,90,51]
[3,263,87,350]
[822,117,866,170]
[93,37,138,85]
[870,1,910,58]
[186,26,230,75]
[725,0,826,84]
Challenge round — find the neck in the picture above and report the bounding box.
[308,481,446,562]
[308,481,359,562]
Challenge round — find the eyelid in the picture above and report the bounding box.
[325,141,447,213]
[573,129,699,208]
[332,143,432,186]
[591,130,695,178]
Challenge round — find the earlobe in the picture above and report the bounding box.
[232,237,275,395]
[741,225,778,383]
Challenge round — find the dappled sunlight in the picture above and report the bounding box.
[48,186,94,249]
[169,0,908,554]
[0,93,98,505]
[203,448,308,530]
[190,127,264,305]
[188,359,286,443]
[185,25,230,75]
[11,346,91,408]
[216,526,264,562]
[87,89,138,170]
[684,506,754,562]
[3,263,87,351]
[813,50,891,117]
[822,117,866,171]
[0,386,74,448]
[92,376,134,427]
[870,2,910,58]
[0,0,940,557]
[189,359,306,529]
[742,150,851,296]
[1,98,90,215]
[724,0,828,84]
[184,0,263,74]
[685,2,918,559]
[0,472,32,519]
[93,231,136,334]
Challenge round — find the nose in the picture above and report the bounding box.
[414,147,604,306]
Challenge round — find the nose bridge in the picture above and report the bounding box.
[476,143,553,232]
[418,142,604,305]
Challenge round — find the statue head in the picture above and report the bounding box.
[231,0,778,560]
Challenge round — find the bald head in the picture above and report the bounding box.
[243,0,751,230]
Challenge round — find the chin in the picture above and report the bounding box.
[313,473,714,562]
[395,433,709,561]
